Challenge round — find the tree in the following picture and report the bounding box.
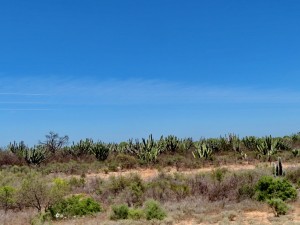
[40,131,69,154]
[18,174,50,212]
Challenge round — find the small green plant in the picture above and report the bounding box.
[128,208,144,220]
[110,204,129,220]
[68,176,85,188]
[144,199,166,220]
[267,198,289,217]
[48,195,101,219]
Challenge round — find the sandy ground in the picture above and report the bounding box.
[83,162,300,181]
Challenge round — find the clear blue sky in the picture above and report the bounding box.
[1,0,300,146]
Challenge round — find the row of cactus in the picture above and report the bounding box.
[67,139,109,161]
[6,132,300,165]
[8,142,47,166]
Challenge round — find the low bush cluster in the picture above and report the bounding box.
[110,200,166,221]
[48,195,101,219]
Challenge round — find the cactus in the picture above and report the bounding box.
[90,142,110,161]
[8,141,27,157]
[179,138,194,152]
[242,136,258,151]
[23,145,47,166]
[292,149,300,157]
[274,157,284,177]
[137,134,161,163]
[255,136,277,161]
[193,143,213,160]
[163,135,180,152]
[69,139,93,157]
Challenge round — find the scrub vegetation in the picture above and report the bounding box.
[0,132,299,224]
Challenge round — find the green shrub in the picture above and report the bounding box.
[267,198,289,217]
[122,175,146,206]
[144,199,166,220]
[68,176,85,188]
[114,153,139,169]
[0,185,16,212]
[128,208,144,220]
[110,204,129,220]
[48,195,101,219]
[255,176,297,202]
[49,178,70,205]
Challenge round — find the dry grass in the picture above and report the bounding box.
[1,163,299,225]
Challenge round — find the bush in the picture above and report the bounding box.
[267,198,289,217]
[0,185,16,212]
[68,176,85,189]
[255,176,297,202]
[144,199,166,220]
[114,153,139,169]
[48,195,101,219]
[19,173,50,212]
[238,184,255,200]
[286,167,300,184]
[128,208,144,220]
[110,204,129,220]
[122,175,146,206]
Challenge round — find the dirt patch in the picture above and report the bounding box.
[84,162,300,181]
[243,211,273,225]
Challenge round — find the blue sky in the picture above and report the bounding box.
[1,0,300,146]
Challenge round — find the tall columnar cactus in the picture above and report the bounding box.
[193,143,213,160]
[274,157,284,177]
